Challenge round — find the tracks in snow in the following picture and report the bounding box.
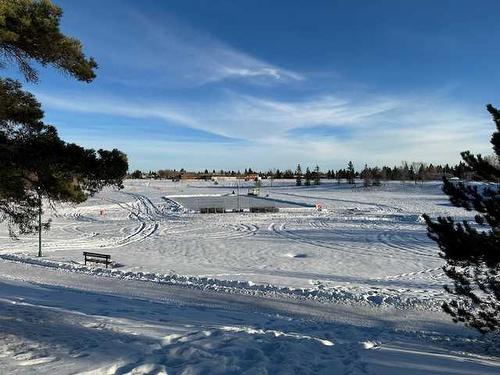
[381,267,445,286]
[268,219,438,260]
[95,192,261,248]
[160,222,259,241]
[99,192,168,248]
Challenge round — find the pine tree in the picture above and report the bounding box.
[347,161,355,184]
[314,165,320,185]
[0,1,128,255]
[0,80,128,248]
[423,104,500,334]
[0,0,97,83]
[372,167,382,186]
[295,164,302,186]
[408,165,415,182]
[401,162,409,183]
[304,167,311,186]
[284,169,294,179]
[130,170,143,179]
[362,164,371,187]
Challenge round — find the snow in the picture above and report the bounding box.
[0,179,499,374]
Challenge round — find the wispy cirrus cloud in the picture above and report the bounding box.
[36,87,493,170]
[35,91,400,140]
[88,7,303,88]
[36,93,199,128]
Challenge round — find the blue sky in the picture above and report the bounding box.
[15,0,500,171]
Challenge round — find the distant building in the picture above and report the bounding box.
[211,176,239,182]
[180,173,199,180]
[244,174,260,182]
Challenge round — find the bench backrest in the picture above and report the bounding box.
[83,251,110,259]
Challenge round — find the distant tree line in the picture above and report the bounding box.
[128,160,472,184]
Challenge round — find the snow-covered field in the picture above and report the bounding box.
[0,179,499,374]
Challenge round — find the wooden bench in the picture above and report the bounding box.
[83,251,111,268]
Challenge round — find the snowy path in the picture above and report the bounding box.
[0,259,499,374]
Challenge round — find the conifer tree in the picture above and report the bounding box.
[347,161,355,184]
[0,0,97,83]
[0,1,128,256]
[295,164,302,186]
[304,167,311,186]
[362,164,371,187]
[130,170,143,179]
[0,79,128,254]
[401,162,410,183]
[314,165,320,185]
[372,167,382,186]
[423,104,500,333]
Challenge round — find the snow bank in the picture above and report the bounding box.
[165,194,225,198]
[0,253,443,310]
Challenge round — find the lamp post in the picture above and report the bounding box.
[37,188,42,257]
[237,178,240,211]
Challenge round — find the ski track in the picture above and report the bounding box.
[268,219,437,261]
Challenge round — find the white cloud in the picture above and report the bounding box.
[92,10,303,87]
[219,67,303,82]
[37,88,493,170]
[36,93,199,128]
